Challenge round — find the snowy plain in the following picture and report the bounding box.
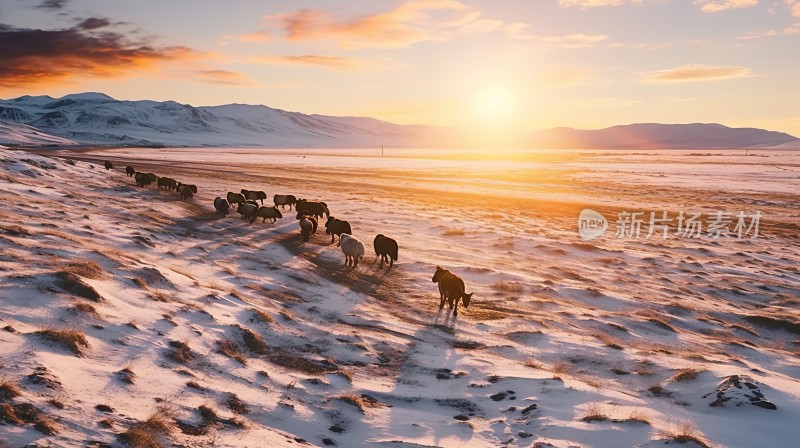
[0,147,798,447]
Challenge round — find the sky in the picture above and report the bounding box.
[1,0,799,139]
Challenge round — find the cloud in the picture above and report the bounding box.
[694,0,758,13]
[537,33,610,48]
[251,54,364,70]
[193,69,254,86]
[223,31,270,43]
[267,0,518,48]
[37,0,69,10]
[788,0,800,16]
[558,0,637,8]
[0,22,195,88]
[643,64,752,82]
[75,17,111,30]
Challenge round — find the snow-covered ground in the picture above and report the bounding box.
[1,147,798,447]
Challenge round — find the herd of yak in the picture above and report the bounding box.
[103,161,474,315]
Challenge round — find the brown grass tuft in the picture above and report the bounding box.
[54,271,104,302]
[63,260,106,279]
[442,228,466,237]
[216,339,247,365]
[250,308,275,325]
[672,368,704,382]
[239,326,266,355]
[34,416,59,435]
[71,302,98,316]
[37,327,90,356]
[0,378,22,401]
[659,421,711,448]
[148,291,171,303]
[580,402,609,423]
[119,407,174,448]
[337,393,382,414]
[165,341,194,364]
[226,394,249,415]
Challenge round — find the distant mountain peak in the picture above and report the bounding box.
[59,92,115,101]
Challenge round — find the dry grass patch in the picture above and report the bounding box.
[118,367,136,384]
[442,228,466,237]
[148,291,171,303]
[592,331,624,350]
[614,409,652,425]
[491,281,524,294]
[63,260,106,279]
[267,349,338,375]
[0,378,22,401]
[198,404,245,428]
[119,407,174,448]
[70,302,98,316]
[216,339,247,366]
[36,327,90,356]
[34,416,59,435]
[671,368,705,383]
[239,326,266,355]
[580,402,609,423]
[226,393,249,415]
[250,308,275,325]
[165,341,195,364]
[658,421,711,448]
[54,271,103,302]
[337,393,382,414]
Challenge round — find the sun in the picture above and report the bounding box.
[474,87,514,118]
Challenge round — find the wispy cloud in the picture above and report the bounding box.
[36,0,69,10]
[559,0,639,8]
[536,33,610,48]
[694,0,758,13]
[787,0,800,16]
[223,31,270,43]
[267,0,524,49]
[0,22,195,88]
[192,69,254,86]
[643,64,752,82]
[251,54,365,71]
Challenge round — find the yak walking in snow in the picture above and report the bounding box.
[432,266,473,316]
[325,217,352,246]
[373,234,398,268]
[273,194,297,210]
[214,197,230,216]
[340,234,365,269]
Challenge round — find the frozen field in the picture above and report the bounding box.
[1,147,798,447]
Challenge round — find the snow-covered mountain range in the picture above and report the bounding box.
[0,92,446,148]
[0,92,797,148]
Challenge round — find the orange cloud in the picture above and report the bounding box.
[643,64,752,82]
[695,0,758,13]
[788,0,800,16]
[193,69,255,86]
[268,0,512,48]
[251,55,364,70]
[559,0,636,7]
[223,31,270,43]
[0,22,196,88]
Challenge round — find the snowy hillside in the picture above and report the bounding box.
[1,92,797,149]
[0,93,442,148]
[1,147,798,447]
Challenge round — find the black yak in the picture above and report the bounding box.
[325,217,352,246]
[373,234,398,268]
[432,266,473,316]
[214,197,230,216]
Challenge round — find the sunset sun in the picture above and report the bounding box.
[474,87,514,118]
